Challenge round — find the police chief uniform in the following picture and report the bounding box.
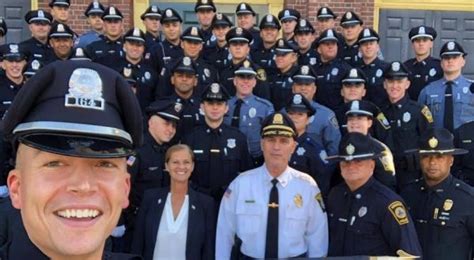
[0,44,26,119]
[400,128,474,260]
[224,61,274,165]
[250,14,280,79]
[0,59,143,259]
[216,112,329,258]
[382,61,434,188]
[20,10,55,66]
[339,11,363,67]
[356,28,391,109]
[295,19,320,66]
[74,1,105,49]
[326,133,422,257]
[418,41,474,132]
[140,5,162,51]
[182,83,253,201]
[202,13,233,74]
[404,26,443,101]
[235,3,262,49]
[86,6,124,61]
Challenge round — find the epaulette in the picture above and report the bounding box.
[254,96,273,107]
[454,179,474,196]
[291,168,317,186]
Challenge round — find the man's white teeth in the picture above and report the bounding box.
[57,209,100,219]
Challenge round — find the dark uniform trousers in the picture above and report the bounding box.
[401,175,474,260]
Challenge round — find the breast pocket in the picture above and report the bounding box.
[236,203,262,235]
[284,206,307,239]
[459,93,474,119]
[430,217,462,244]
[427,95,442,114]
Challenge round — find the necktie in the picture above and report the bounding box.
[231,99,243,128]
[265,178,279,258]
[444,81,454,132]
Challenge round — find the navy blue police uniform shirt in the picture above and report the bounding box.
[86,35,124,62]
[404,56,443,101]
[358,58,391,108]
[0,75,23,119]
[312,59,351,111]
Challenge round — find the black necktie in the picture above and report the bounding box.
[444,81,454,132]
[265,178,279,259]
[231,99,243,128]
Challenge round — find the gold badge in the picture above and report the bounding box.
[256,69,267,81]
[388,201,409,225]
[294,194,303,208]
[272,113,283,124]
[443,199,453,211]
[429,137,438,148]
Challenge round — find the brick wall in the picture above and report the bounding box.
[37,0,133,35]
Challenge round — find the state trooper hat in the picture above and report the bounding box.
[234,60,257,76]
[3,60,144,158]
[48,23,74,38]
[171,56,197,75]
[345,100,377,118]
[340,11,363,27]
[286,94,315,117]
[102,6,123,20]
[201,83,230,102]
[294,19,315,34]
[327,132,383,162]
[212,13,233,28]
[235,2,256,16]
[408,26,437,41]
[1,44,26,62]
[140,5,162,20]
[406,128,468,155]
[0,17,7,36]
[317,29,339,44]
[70,48,92,61]
[181,26,204,42]
[292,65,317,84]
[195,0,216,12]
[261,112,297,139]
[49,0,70,8]
[161,8,182,24]
[25,10,53,24]
[259,14,281,30]
[226,27,253,44]
[384,61,410,79]
[358,28,380,44]
[440,41,467,58]
[342,68,367,84]
[23,59,43,78]
[124,28,146,43]
[275,38,299,55]
[278,9,300,22]
[84,1,105,17]
[146,99,182,122]
[317,7,337,19]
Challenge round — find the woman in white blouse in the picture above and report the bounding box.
[131,144,216,260]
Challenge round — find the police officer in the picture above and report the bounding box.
[357,27,390,108]
[295,19,319,66]
[326,132,421,257]
[0,44,26,119]
[224,60,274,166]
[271,38,300,110]
[49,0,70,24]
[194,0,216,42]
[404,26,443,101]
[316,7,337,33]
[418,41,473,132]
[48,23,74,61]
[382,61,434,188]
[339,11,363,67]
[290,64,341,156]
[220,27,270,99]
[202,13,233,73]
[20,10,55,66]
[216,112,328,258]
[235,2,262,48]
[400,128,474,260]
[1,59,142,259]
[453,121,474,185]
[345,100,397,190]
[313,29,351,111]
[278,8,300,41]
[286,93,334,197]
[86,6,124,61]
[140,5,162,51]
[250,14,280,78]
[75,0,105,49]
[182,83,252,201]
[22,59,43,81]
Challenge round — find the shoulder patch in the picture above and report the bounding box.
[380,150,396,174]
[330,115,339,129]
[421,106,433,123]
[256,68,267,81]
[388,201,409,225]
[315,192,326,212]
[376,112,391,130]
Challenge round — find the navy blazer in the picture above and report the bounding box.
[130,186,216,260]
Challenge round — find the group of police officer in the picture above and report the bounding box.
[0,0,473,259]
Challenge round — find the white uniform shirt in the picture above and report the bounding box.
[216,165,328,258]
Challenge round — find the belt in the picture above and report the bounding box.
[240,252,306,259]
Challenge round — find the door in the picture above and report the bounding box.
[0,0,31,44]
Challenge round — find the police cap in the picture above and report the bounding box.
[181,26,204,42]
[317,7,337,20]
[201,83,230,102]
[70,48,92,61]
[259,14,281,30]
[146,99,182,122]
[292,65,317,84]
[161,8,182,24]
[317,29,339,44]
[3,61,143,158]
[49,0,70,8]
[261,112,297,139]
[140,5,162,20]
[440,41,467,58]
[342,68,367,84]
[171,56,197,75]
[340,11,363,27]
[235,60,257,77]
[358,28,379,44]
[327,132,382,162]
[406,128,468,155]
[294,19,315,34]
[286,94,315,117]
[102,6,123,20]
[345,100,377,118]
[195,0,216,12]
[0,17,7,36]
[23,59,43,79]
[24,10,53,24]
[1,43,26,62]
[275,38,299,55]
[124,28,146,43]
[235,2,256,16]
[278,9,300,22]
[49,23,74,39]
[212,13,233,28]
[84,1,105,17]
[226,27,253,44]
[384,61,410,79]
[408,26,437,41]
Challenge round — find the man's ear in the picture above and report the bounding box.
[8,170,22,209]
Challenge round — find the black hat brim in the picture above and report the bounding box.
[405,148,468,156]
[326,152,382,162]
